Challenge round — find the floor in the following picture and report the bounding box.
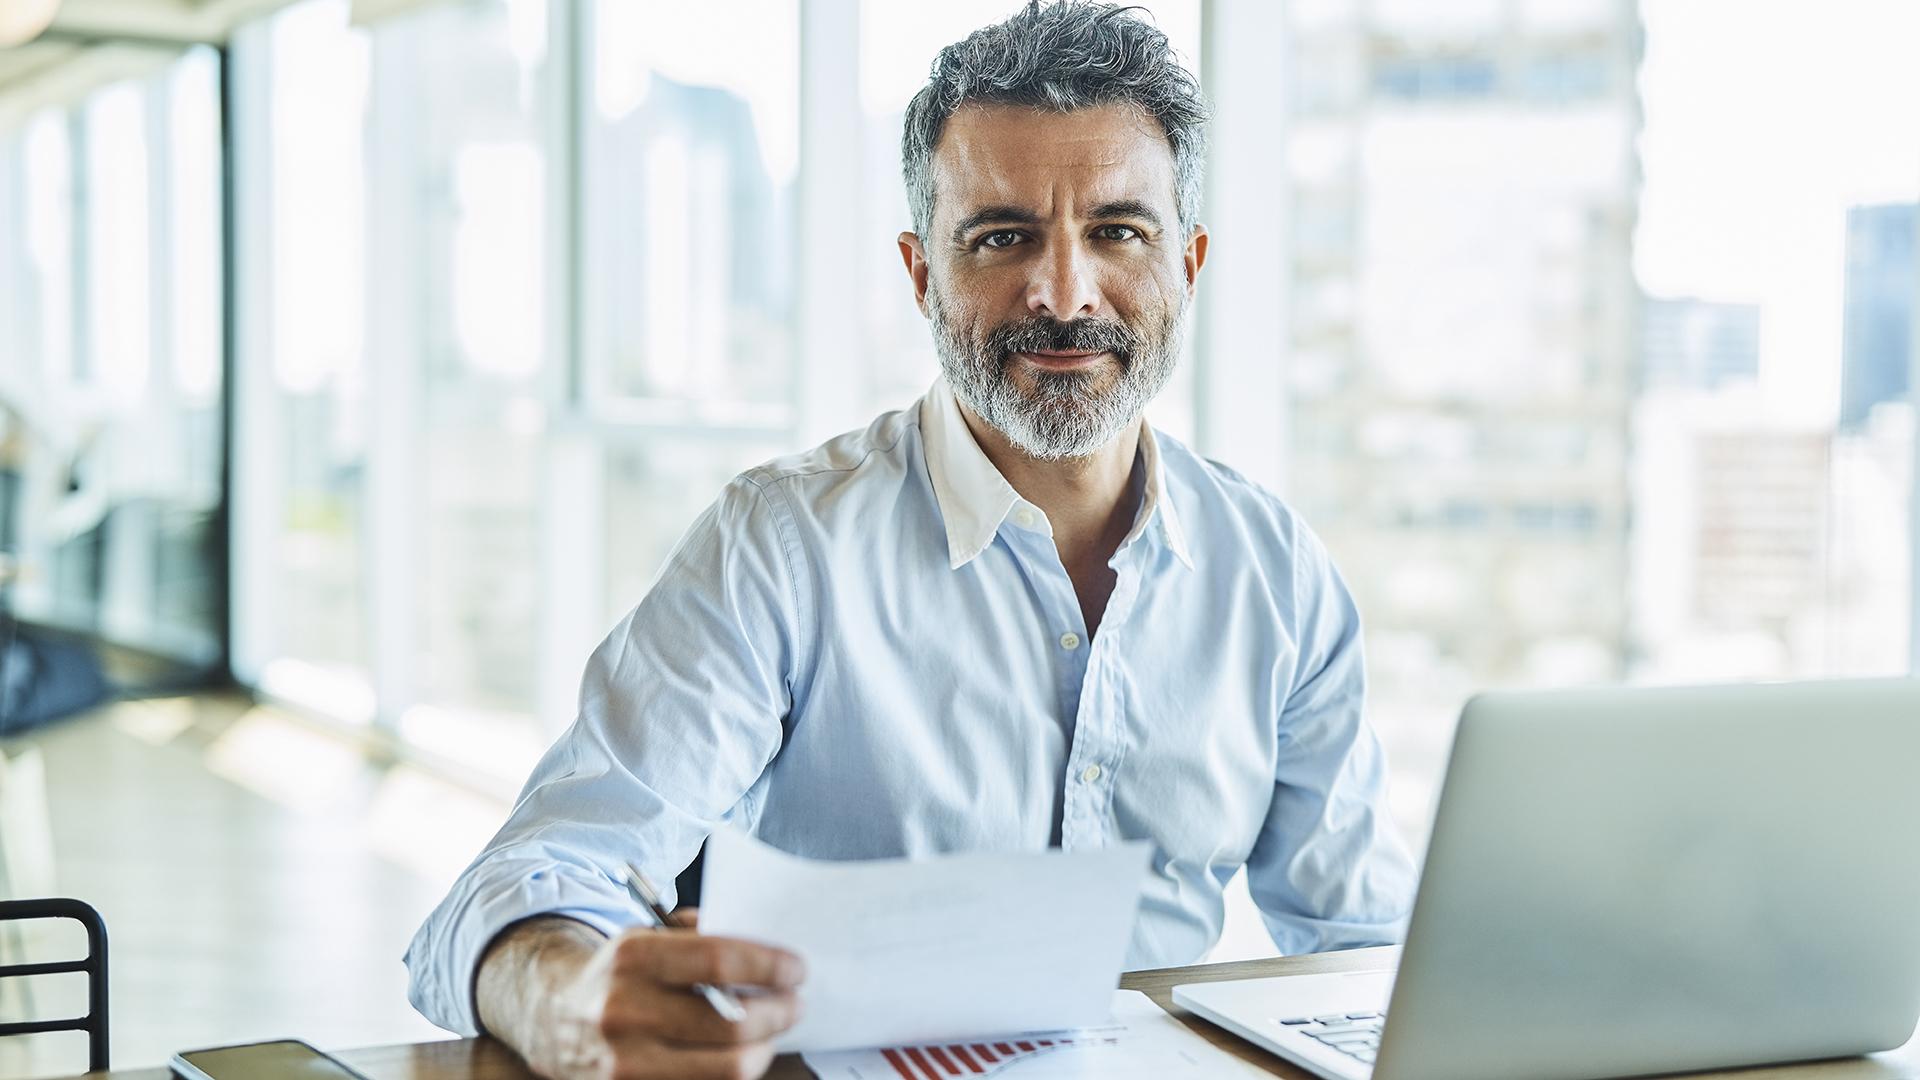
[0,694,509,1078]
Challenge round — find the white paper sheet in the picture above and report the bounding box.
[697,828,1151,1052]
[802,989,1278,1078]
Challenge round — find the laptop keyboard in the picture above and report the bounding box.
[1275,1011,1385,1065]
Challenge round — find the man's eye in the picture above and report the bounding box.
[981,230,1024,249]
[1097,225,1141,241]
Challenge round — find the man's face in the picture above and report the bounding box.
[899,102,1208,460]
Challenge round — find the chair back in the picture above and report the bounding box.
[0,897,109,1072]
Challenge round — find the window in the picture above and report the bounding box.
[587,0,798,411]
[22,112,73,384]
[232,0,805,782]
[0,51,224,665]
[232,0,373,718]
[384,0,552,748]
[1253,0,1920,853]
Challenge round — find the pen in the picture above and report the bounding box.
[623,861,748,1023]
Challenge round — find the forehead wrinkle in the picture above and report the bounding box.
[949,125,1165,174]
[930,103,1177,230]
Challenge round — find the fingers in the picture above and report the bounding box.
[670,906,699,929]
[614,931,806,991]
[592,928,805,1080]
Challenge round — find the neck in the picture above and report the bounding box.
[957,402,1144,562]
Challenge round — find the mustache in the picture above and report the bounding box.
[985,316,1137,363]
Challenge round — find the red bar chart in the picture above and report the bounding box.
[875,1034,1121,1079]
[801,990,1277,1079]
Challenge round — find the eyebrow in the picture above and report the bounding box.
[948,199,1167,246]
[1086,199,1165,232]
[951,205,1041,246]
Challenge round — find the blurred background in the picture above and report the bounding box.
[0,0,1915,1074]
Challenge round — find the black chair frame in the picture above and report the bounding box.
[0,897,109,1072]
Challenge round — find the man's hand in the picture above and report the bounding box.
[476,912,806,1080]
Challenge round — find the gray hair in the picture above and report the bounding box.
[902,1,1209,240]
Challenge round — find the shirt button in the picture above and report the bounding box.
[1015,508,1038,528]
[1080,764,1102,783]
[1059,632,1080,650]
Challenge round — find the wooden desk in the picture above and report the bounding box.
[74,947,1920,1079]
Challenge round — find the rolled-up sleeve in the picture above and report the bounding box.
[1244,525,1417,955]
[403,475,806,1034]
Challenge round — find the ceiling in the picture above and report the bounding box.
[36,0,293,43]
[0,0,295,125]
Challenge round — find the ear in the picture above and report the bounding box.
[1183,224,1209,299]
[898,231,932,316]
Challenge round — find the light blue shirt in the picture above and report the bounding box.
[404,380,1415,1034]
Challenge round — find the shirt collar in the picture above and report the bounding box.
[920,378,1194,572]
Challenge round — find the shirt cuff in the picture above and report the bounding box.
[404,858,646,1035]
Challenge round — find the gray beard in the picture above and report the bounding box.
[926,285,1187,462]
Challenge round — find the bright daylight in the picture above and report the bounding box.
[0,1,1916,1079]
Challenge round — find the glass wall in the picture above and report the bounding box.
[230,0,802,781]
[241,0,373,718]
[583,0,801,625]
[0,48,224,668]
[587,0,797,410]
[390,0,552,756]
[1268,0,1920,839]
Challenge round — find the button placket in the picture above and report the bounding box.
[998,523,1092,847]
[1066,559,1144,845]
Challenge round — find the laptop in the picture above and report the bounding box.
[1174,678,1920,1080]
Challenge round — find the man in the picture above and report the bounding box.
[405,4,1414,1077]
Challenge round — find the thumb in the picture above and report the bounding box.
[670,906,699,930]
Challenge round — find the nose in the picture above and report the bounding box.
[1025,237,1100,321]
